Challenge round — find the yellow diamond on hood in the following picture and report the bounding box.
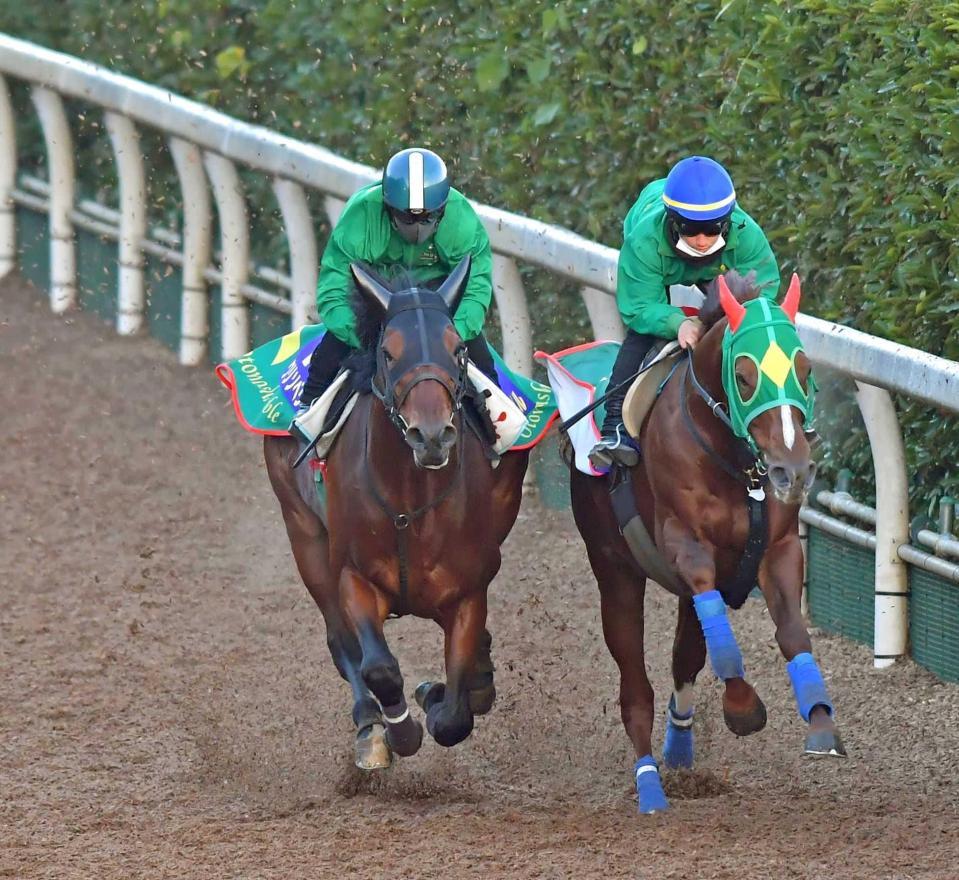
[760,341,792,388]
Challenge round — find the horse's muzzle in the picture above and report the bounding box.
[767,459,817,504]
[406,423,457,469]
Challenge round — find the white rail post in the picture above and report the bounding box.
[323,196,345,227]
[0,74,16,278]
[491,253,533,375]
[581,285,625,342]
[855,381,910,667]
[104,112,147,335]
[30,86,76,313]
[169,137,212,366]
[273,177,317,330]
[203,152,250,360]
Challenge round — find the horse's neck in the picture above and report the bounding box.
[691,322,726,402]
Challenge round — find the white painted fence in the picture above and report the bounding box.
[2,33,958,668]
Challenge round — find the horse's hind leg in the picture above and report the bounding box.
[415,591,487,747]
[339,567,424,758]
[759,536,846,757]
[663,597,706,769]
[265,438,389,770]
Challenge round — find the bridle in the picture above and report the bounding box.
[369,289,469,437]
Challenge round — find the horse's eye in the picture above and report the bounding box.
[736,373,749,388]
[382,348,395,364]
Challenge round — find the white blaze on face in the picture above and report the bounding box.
[408,151,425,211]
[780,405,795,450]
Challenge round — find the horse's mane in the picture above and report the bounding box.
[698,269,762,328]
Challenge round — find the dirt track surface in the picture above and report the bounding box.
[3,273,959,879]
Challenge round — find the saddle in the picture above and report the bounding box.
[622,341,683,440]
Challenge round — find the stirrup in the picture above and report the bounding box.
[589,425,640,469]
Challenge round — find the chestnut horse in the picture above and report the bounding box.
[264,258,529,770]
[571,271,845,813]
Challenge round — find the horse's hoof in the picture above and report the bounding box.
[355,723,392,771]
[414,680,445,712]
[635,759,669,814]
[468,683,496,716]
[386,715,424,758]
[662,721,695,770]
[723,696,767,737]
[804,728,847,758]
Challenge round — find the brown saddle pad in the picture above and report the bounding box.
[623,342,682,439]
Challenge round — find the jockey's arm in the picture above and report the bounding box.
[616,240,687,339]
[315,205,366,349]
[731,216,781,299]
[437,197,494,342]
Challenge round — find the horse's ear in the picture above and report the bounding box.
[350,262,392,314]
[781,273,801,323]
[718,274,746,333]
[436,255,471,313]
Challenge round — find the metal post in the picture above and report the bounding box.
[580,285,625,342]
[0,75,16,278]
[104,112,147,335]
[203,152,250,360]
[168,137,212,366]
[30,86,76,313]
[855,381,910,668]
[273,177,317,330]
[491,253,533,375]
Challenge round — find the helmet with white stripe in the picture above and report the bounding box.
[382,148,450,244]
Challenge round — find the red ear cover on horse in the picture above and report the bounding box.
[718,275,746,333]
[781,273,801,323]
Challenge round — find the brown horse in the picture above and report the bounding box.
[570,271,844,813]
[264,258,529,769]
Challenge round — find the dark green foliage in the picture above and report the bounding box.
[3,0,957,508]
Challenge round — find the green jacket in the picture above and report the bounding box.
[617,178,780,338]
[316,183,493,347]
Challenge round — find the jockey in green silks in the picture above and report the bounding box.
[589,156,781,470]
[297,147,497,411]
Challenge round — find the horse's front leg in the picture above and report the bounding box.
[340,566,424,758]
[758,535,846,757]
[415,590,487,747]
[663,516,767,737]
[662,596,706,769]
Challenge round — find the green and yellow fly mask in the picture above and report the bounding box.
[718,273,817,460]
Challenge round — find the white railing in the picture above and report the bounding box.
[2,33,958,669]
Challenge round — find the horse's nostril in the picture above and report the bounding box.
[804,461,818,490]
[405,427,426,450]
[769,465,791,489]
[439,424,457,448]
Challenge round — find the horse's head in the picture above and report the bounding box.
[703,271,817,505]
[351,257,470,469]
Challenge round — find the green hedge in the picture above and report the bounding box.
[3,0,957,509]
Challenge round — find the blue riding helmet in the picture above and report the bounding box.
[662,156,737,222]
[383,148,451,244]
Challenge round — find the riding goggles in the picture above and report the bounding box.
[677,217,729,238]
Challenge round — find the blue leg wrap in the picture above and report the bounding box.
[634,755,669,814]
[787,652,834,722]
[693,590,745,681]
[662,695,694,770]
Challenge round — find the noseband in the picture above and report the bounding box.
[370,291,469,435]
